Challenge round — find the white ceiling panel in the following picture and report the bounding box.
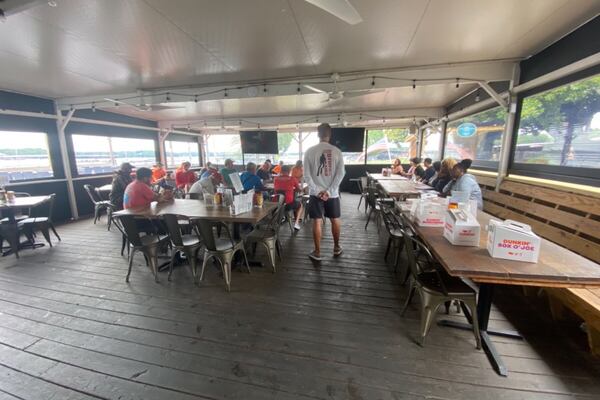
[0,0,597,123]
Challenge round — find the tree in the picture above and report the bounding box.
[277,133,295,154]
[519,76,600,165]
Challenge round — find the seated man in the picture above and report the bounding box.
[240,162,266,192]
[256,160,273,181]
[123,167,172,209]
[291,160,303,181]
[189,167,223,195]
[274,165,303,231]
[420,158,435,182]
[175,161,197,191]
[272,160,284,175]
[151,162,166,184]
[219,158,237,187]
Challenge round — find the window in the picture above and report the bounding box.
[365,128,414,164]
[444,106,507,163]
[0,131,53,182]
[165,140,200,168]
[277,132,301,164]
[514,74,600,169]
[422,127,442,161]
[205,134,243,166]
[71,134,156,175]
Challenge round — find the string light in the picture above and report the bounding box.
[187,124,191,131]
[371,76,375,86]
[297,83,301,93]
[263,84,267,93]
[166,92,171,102]
[359,113,362,120]
[91,103,96,112]
[224,89,228,98]
[412,80,416,90]
[194,95,198,103]
[455,78,459,88]
[475,89,480,102]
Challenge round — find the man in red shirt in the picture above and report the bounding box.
[175,161,197,191]
[124,167,171,209]
[273,165,303,231]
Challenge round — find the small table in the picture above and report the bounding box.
[0,196,51,256]
[369,173,407,181]
[409,211,600,376]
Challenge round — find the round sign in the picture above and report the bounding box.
[457,122,477,137]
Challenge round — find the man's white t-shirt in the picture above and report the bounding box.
[303,141,345,198]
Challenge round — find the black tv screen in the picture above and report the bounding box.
[240,130,278,154]
[330,127,365,152]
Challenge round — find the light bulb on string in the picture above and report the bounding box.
[412,80,416,90]
[455,78,459,88]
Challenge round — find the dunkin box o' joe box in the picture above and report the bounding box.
[487,219,541,263]
[443,209,480,246]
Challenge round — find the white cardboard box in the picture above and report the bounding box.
[411,199,446,227]
[487,219,541,263]
[443,209,480,246]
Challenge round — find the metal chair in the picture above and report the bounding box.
[400,229,481,349]
[275,190,295,234]
[381,206,408,275]
[244,196,286,272]
[19,194,60,247]
[162,214,204,283]
[118,215,170,283]
[84,184,114,229]
[110,213,129,256]
[364,186,394,232]
[350,177,369,212]
[196,219,250,292]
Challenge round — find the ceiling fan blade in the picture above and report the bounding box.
[342,89,386,98]
[304,0,362,25]
[303,84,328,94]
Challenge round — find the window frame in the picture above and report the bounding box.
[68,133,159,178]
[0,130,55,183]
[509,65,600,187]
[442,105,507,172]
[164,139,201,169]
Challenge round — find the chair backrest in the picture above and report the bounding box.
[83,184,101,204]
[360,177,368,191]
[162,214,188,247]
[195,219,233,251]
[263,194,286,233]
[14,192,31,197]
[402,229,425,279]
[30,194,56,220]
[117,215,145,247]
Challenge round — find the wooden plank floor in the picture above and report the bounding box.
[1,194,600,400]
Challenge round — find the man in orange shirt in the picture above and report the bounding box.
[274,165,303,231]
[272,160,284,175]
[151,162,166,184]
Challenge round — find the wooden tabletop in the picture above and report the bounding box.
[113,199,277,224]
[369,173,407,181]
[378,180,421,198]
[0,195,50,209]
[410,211,600,288]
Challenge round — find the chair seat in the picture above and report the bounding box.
[418,270,476,295]
[139,234,168,247]
[180,234,201,247]
[19,217,48,225]
[1,215,29,223]
[211,238,239,252]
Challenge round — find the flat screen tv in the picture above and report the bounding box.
[240,130,278,154]
[330,127,365,152]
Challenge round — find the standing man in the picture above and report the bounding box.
[303,123,345,261]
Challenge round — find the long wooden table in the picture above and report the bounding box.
[368,173,406,181]
[407,210,600,376]
[377,180,421,199]
[114,199,276,225]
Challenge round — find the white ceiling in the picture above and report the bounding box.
[0,0,598,125]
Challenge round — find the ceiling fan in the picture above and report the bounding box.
[303,73,384,103]
[103,97,185,112]
[303,0,362,25]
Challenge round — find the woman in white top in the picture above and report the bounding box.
[442,159,483,210]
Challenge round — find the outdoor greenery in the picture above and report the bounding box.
[518,75,600,165]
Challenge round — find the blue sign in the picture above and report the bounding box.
[457,122,477,138]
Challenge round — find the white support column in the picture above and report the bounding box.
[54,106,79,220]
[158,129,169,166]
[416,127,424,158]
[495,64,520,191]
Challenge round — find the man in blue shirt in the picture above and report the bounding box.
[240,162,266,192]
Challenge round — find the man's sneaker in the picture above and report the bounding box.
[333,246,343,257]
[308,251,322,261]
[294,222,302,231]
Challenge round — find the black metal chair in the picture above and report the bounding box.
[196,219,250,292]
[244,196,286,272]
[350,177,368,212]
[381,206,408,275]
[118,215,169,283]
[162,214,204,284]
[365,186,394,232]
[110,213,129,256]
[84,184,114,229]
[400,229,481,348]
[19,194,60,247]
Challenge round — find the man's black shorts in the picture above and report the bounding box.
[308,196,341,219]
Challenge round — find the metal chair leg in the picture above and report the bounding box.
[400,278,416,316]
[167,250,178,281]
[464,298,482,349]
[126,249,136,282]
[384,238,391,261]
[40,225,52,247]
[49,223,60,241]
[365,209,374,230]
[261,241,276,272]
[199,251,211,283]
